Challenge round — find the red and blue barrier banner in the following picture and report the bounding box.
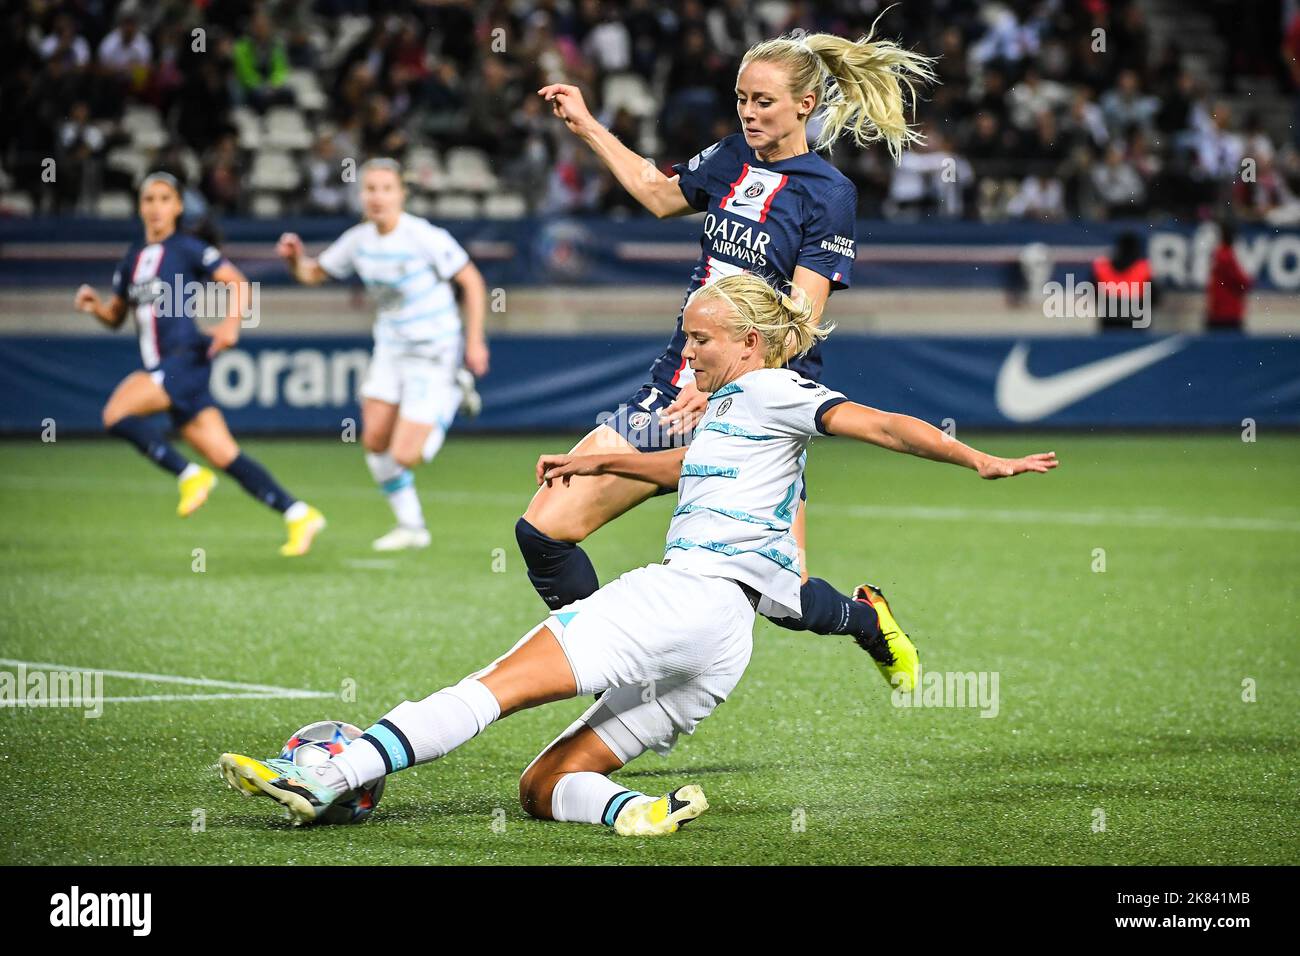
[2,333,1297,434]
[3,218,1298,291]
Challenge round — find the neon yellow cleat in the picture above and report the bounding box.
[218,751,281,797]
[177,467,216,517]
[280,505,326,557]
[854,584,920,693]
[614,785,709,837]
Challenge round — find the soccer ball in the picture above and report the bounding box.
[278,720,385,824]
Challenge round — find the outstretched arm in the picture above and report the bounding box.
[536,448,688,489]
[538,84,695,219]
[276,232,331,285]
[820,402,1058,479]
[74,285,127,329]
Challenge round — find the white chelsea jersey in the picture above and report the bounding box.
[317,212,470,352]
[665,367,847,618]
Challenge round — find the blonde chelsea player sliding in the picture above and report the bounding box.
[219,273,1057,837]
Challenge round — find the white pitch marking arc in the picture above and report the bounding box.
[0,658,333,705]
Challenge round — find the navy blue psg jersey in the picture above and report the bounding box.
[649,133,858,390]
[112,232,229,370]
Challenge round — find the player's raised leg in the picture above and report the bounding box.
[517,424,659,610]
[101,371,213,516]
[181,407,324,555]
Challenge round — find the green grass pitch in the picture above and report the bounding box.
[1,432,1297,865]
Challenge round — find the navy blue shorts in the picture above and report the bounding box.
[153,344,215,428]
[601,383,688,454]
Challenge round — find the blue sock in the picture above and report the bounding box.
[769,577,881,643]
[224,453,296,513]
[515,517,599,611]
[108,416,190,476]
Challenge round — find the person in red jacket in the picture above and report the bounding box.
[1206,221,1251,332]
[1093,231,1155,331]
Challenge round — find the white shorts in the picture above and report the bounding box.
[545,563,755,761]
[360,346,460,429]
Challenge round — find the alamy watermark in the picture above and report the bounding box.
[0,664,104,718]
[891,665,1000,718]
[1043,274,1151,329]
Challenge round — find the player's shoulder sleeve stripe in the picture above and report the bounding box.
[815,396,849,435]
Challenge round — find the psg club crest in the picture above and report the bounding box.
[744,182,765,199]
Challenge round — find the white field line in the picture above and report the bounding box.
[818,503,1300,534]
[0,658,333,705]
[1,475,1297,533]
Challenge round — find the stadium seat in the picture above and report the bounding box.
[285,69,327,112]
[0,192,34,216]
[105,147,151,183]
[443,148,497,193]
[404,147,447,192]
[405,194,433,216]
[121,105,167,150]
[249,151,302,192]
[482,193,528,218]
[94,192,135,218]
[230,107,263,150]
[250,193,284,217]
[431,194,481,218]
[263,108,314,151]
[602,74,656,118]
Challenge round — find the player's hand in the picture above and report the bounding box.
[465,336,490,377]
[538,84,597,137]
[659,382,709,436]
[536,453,607,487]
[976,451,1058,479]
[276,232,304,261]
[75,284,101,314]
[207,321,240,359]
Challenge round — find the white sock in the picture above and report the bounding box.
[550,771,652,826]
[365,451,424,529]
[421,424,446,462]
[179,463,200,481]
[329,678,501,790]
[283,500,307,522]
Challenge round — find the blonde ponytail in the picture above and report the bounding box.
[741,16,936,161]
[689,274,832,367]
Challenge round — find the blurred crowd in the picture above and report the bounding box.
[2,0,1299,224]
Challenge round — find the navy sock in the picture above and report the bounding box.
[515,517,599,611]
[108,416,190,476]
[768,577,881,643]
[224,453,296,513]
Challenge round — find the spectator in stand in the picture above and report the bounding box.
[40,14,91,69]
[1205,221,1251,332]
[1091,144,1146,218]
[1062,89,1109,152]
[53,101,106,212]
[305,134,348,214]
[1006,171,1066,221]
[97,12,152,79]
[1192,103,1245,180]
[1007,65,1070,131]
[201,129,245,214]
[1100,69,1158,138]
[232,11,294,112]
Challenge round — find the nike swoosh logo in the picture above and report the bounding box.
[995,337,1187,422]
